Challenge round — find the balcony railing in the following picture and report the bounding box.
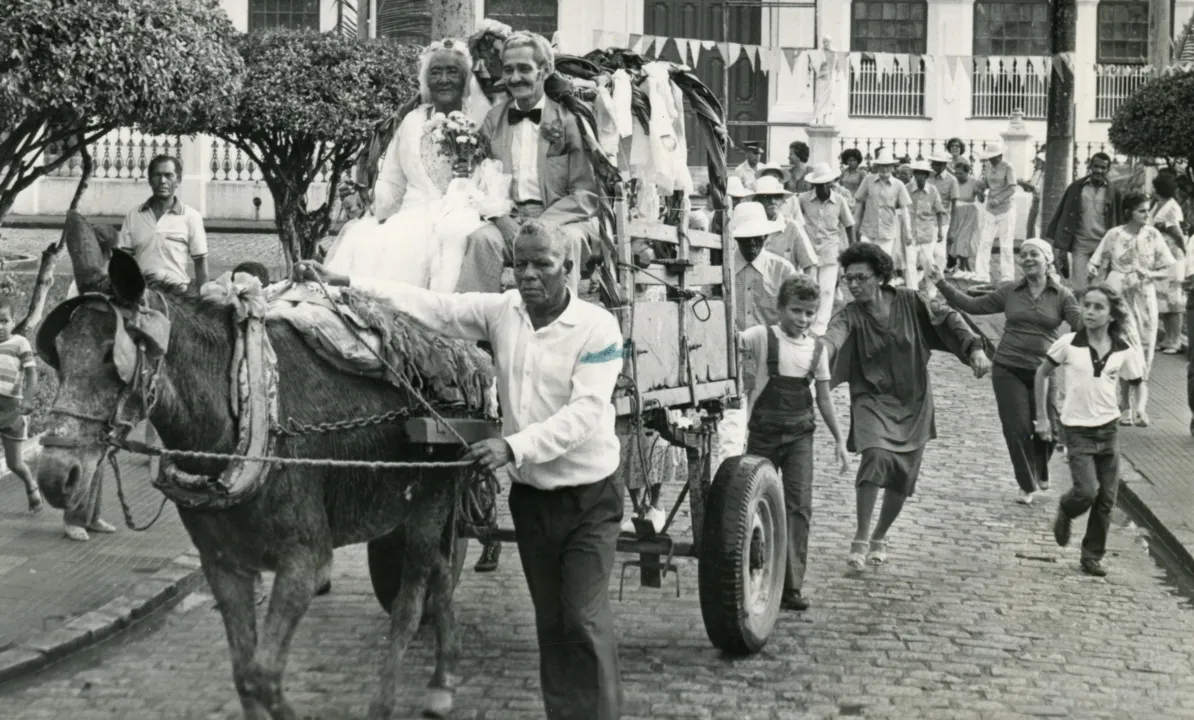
[849,55,926,118]
[45,129,182,180]
[971,57,1048,120]
[1094,64,1152,121]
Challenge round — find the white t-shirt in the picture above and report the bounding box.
[1047,331,1144,427]
[740,325,831,413]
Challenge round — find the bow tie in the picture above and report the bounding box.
[508,106,542,125]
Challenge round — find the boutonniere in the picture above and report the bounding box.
[540,119,566,148]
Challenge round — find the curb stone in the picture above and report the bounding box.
[0,549,204,686]
[1116,455,1194,580]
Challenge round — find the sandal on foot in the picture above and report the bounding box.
[1134,411,1150,428]
[847,541,868,570]
[867,540,888,566]
[26,489,43,514]
[64,525,90,542]
[87,519,117,534]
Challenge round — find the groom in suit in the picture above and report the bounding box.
[458,30,599,294]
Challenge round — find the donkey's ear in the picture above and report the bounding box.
[109,249,146,306]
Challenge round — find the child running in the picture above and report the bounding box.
[0,296,41,513]
[739,275,849,611]
[1034,284,1144,577]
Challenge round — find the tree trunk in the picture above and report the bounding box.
[430,0,474,42]
[1041,0,1078,270]
[1150,0,1172,72]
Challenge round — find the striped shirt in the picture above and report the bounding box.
[0,335,35,398]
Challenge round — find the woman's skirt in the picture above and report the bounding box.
[949,203,980,259]
[1157,245,1186,315]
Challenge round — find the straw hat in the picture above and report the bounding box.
[872,148,897,166]
[726,176,751,198]
[730,202,784,238]
[746,175,793,199]
[804,162,840,185]
[756,161,790,182]
[978,142,1006,160]
[910,159,933,173]
[928,150,953,164]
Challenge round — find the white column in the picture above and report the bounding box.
[927,0,974,139]
[1075,0,1100,142]
[177,135,207,216]
[223,0,249,32]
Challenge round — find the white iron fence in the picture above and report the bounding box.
[971,57,1049,120]
[848,56,926,118]
[1094,64,1152,121]
[45,129,183,180]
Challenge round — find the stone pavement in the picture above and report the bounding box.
[0,425,198,658]
[4,356,1194,719]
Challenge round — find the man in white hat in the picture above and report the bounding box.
[928,150,959,250]
[726,176,752,207]
[853,148,912,277]
[748,176,818,274]
[733,141,766,191]
[715,201,800,474]
[757,161,808,226]
[798,162,855,335]
[905,160,948,295]
[975,142,1018,283]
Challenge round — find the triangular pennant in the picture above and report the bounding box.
[875,52,894,76]
[784,48,800,74]
[628,34,643,53]
[727,42,742,66]
[640,35,656,56]
[772,48,786,75]
[848,52,861,73]
[685,38,701,65]
[702,39,716,51]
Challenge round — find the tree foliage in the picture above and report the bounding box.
[1108,70,1194,169]
[203,30,420,263]
[0,0,242,223]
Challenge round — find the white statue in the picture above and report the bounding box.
[813,36,840,126]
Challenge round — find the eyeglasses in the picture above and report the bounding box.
[843,273,875,285]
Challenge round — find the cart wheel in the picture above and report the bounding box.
[697,454,787,656]
[368,531,468,616]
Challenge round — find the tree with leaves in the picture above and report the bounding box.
[200,30,420,265]
[0,0,242,225]
[1109,69,1194,181]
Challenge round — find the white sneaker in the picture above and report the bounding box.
[620,516,637,533]
[1016,491,1034,505]
[646,507,667,533]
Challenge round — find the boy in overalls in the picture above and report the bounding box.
[740,275,850,611]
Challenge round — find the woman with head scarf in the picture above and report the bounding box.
[926,238,1081,505]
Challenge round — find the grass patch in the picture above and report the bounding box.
[1,270,73,436]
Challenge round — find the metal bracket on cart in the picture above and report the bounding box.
[619,525,681,600]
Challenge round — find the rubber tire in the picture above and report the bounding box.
[367,531,468,616]
[697,454,787,656]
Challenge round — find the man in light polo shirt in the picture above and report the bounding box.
[300,220,625,720]
[113,154,208,288]
[853,148,912,283]
[798,162,854,336]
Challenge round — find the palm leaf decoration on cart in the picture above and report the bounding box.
[359,23,729,305]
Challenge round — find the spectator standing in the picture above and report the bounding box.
[949,160,982,279]
[799,162,855,336]
[1149,173,1187,355]
[838,148,867,209]
[928,151,959,267]
[733,141,765,191]
[747,176,818,274]
[1044,152,1124,289]
[786,141,812,194]
[975,143,1017,284]
[853,148,912,273]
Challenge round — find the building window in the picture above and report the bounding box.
[1097,0,1149,65]
[850,0,927,54]
[973,0,1050,56]
[248,0,320,32]
[849,1,927,117]
[486,0,559,35]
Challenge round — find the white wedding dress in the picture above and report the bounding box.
[325,98,510,292]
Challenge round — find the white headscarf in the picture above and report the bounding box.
[418,39,492,125]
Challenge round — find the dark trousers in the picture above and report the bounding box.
[991,364,1054,493]
[509,476,624,720]
[1059,422,1120,562]
[1187,295,1194,415]
[747,431,814,593]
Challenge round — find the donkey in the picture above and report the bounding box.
[35,251,469,720]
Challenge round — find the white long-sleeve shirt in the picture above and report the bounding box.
[353,278,623,490]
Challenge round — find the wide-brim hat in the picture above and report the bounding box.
[757,161,790,182]
[804,162,840,185]
[726,176,751,198]
[872,148,897,166]
[928,150,953,164]
[979,142,1006,160]
[730,202,784,238]
[746,175,792,199]
[910,159,933,173]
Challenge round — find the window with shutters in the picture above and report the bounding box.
[849,1,927,117]
[971,0,1050,119]
[1094,0,1152,120]
[248,0,321,32]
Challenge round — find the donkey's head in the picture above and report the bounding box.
[35,251,178,511]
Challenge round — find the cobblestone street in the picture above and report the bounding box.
[3,350,1194,719]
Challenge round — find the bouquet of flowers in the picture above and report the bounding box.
[426,110,490,178]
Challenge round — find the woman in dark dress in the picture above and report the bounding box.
[820,244,991,569]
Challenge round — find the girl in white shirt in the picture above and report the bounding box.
[1033,284,1144,577]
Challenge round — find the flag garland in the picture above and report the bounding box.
[591,30,1109,83]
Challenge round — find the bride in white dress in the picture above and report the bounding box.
[325,39,510,291]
